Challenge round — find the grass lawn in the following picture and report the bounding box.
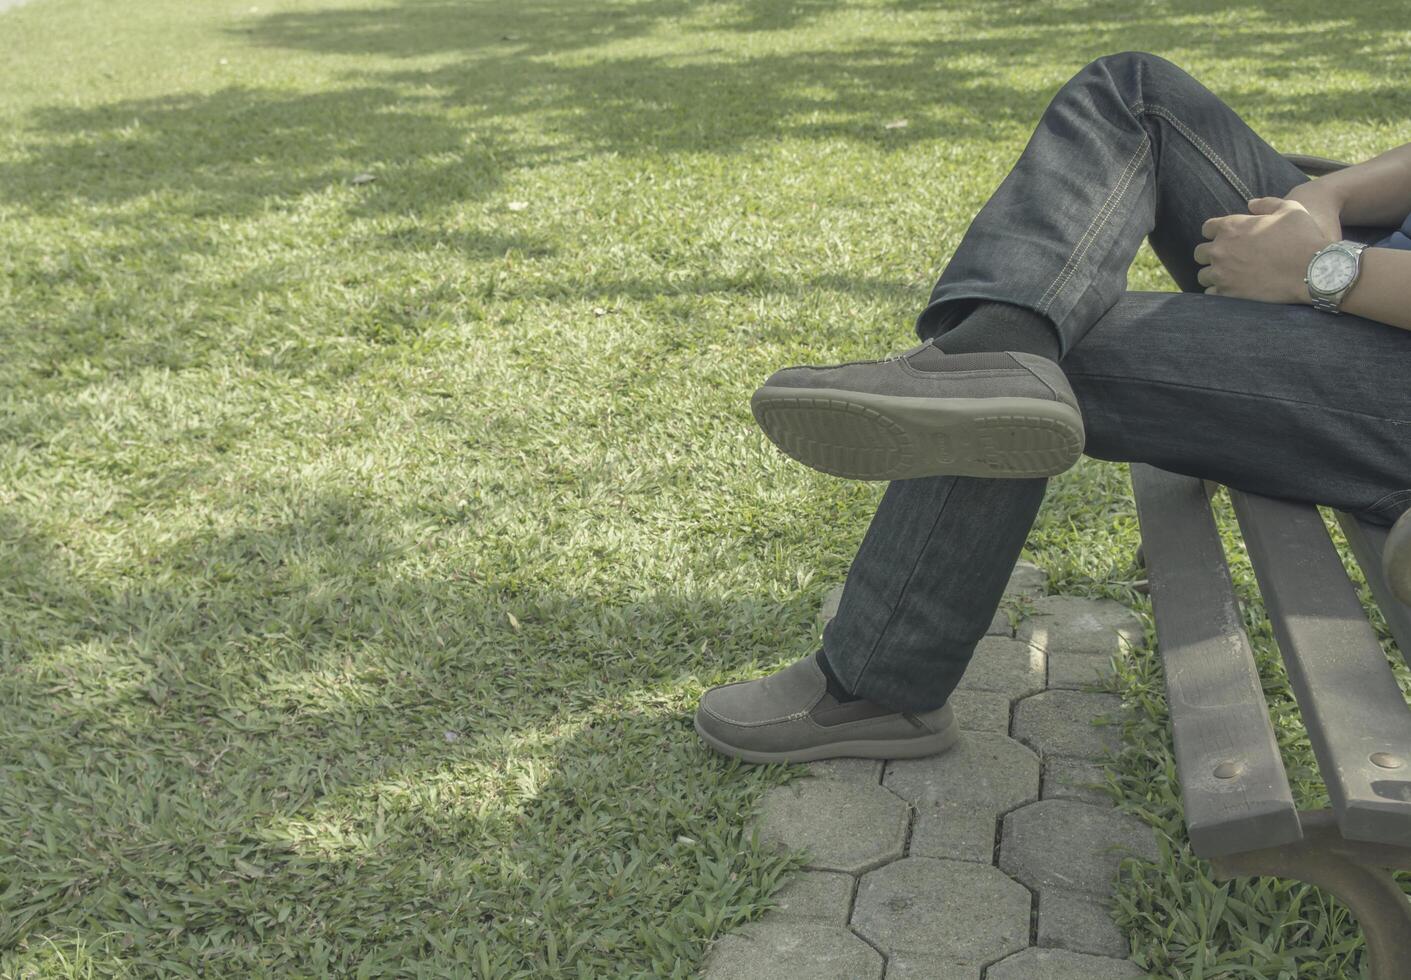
[2,0,1409,975]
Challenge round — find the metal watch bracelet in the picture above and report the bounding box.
[1306,240,1368,314]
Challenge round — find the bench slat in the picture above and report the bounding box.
[1228,489,1411,847]
[1333,509,1411,673]
[1130,464,1302,857]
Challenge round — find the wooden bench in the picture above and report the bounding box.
[1130,181,1411,976]
[1129,152,1411,980]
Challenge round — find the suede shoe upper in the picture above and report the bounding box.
[695,654,953,756]
[763,344,1080,416]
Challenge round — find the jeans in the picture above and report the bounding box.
[822,51,1411,714]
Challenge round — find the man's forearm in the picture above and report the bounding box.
[1288,142,1411,228]
[1307,246,1411,332]
[1282,143,1411,330]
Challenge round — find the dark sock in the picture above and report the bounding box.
[930,300,1062,361]
[815,648,863,703]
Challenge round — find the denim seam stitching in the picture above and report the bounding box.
[1064,370,1411,424]
[1037,132,1151,316]
[1127,99,1254,201]
[1036,136,1147,314]
[843,476,962,695]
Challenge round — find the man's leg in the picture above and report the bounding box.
[820,472,1046,712]
[827,272,1411,714]
[697,52,1387,756]
[746,51,1316,486]
[823,50,1317,711]
[1065,279,1411,528]
[914,50,1310,354]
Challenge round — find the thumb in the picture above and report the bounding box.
[1247,196,1283,213]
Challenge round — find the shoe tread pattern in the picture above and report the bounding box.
[754,394,1081,481]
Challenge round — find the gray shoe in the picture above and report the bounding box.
[694,653,961,764]
[750,342,1084,481]
[1384,506,1411,607]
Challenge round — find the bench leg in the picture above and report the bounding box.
[1208,809,1411,980]
[1130,543,1149,594]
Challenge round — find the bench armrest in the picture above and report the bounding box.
[1282,152,1354,177]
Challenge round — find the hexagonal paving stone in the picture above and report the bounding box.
[1016,596,1145,659]
[757,778,908,874]
[999,798,1160,897]
[1013,689,1125,761]
[885,951,982,979]
[765,870,854,924]
[1042,757,1114,807]
[1038,886,1129,958]
[851,857,1031,964]
[947,689,1011,733]
[985,946,1145,979]
[805,757,882,785]
[1049,650,1117,691]
[700,919,882,980]
[955,636,1047,700]
[1003,559,1048,599]
[885,731,1040,862]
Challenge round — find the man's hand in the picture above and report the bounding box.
[1193,197,1336,305]
[1283,181,1345,242]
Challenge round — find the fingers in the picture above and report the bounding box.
[1203,197,1287,239]
[1246,196,1284,214]
[1196,265,1216,288]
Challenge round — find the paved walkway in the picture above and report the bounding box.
[702,561,1159,979]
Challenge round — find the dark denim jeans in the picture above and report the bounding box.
[822,51,1411,713]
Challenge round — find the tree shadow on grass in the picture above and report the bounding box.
[6,0,1406,221]
[3,0,1406,394]
[235,0,701,60]
[5,2,1407,972]
[0,85,527,219]
[0,492,811,973]
[1,480,1384,976]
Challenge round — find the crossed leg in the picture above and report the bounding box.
[695,52,1411,760]
[822,52,1411,712]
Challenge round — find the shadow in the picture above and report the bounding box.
[0,494,809,973]
[4,0,1407,394]
[0,86,520,219]
[239,0,699,60]
[5,0,1411,970]
[6,0,1406,224]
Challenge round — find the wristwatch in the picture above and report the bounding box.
[1304,239,1369,314]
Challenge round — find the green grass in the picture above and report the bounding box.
[1,0,1409,975]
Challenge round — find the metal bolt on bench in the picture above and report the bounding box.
[1130,154,1411,976]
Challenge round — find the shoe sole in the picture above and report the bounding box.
[751,386,1084,481]
[693,712,963,765]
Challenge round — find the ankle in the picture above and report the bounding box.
[932,300,1062,361]
[815,648,863,703]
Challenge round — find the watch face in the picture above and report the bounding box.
[1310,249,1356,292]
